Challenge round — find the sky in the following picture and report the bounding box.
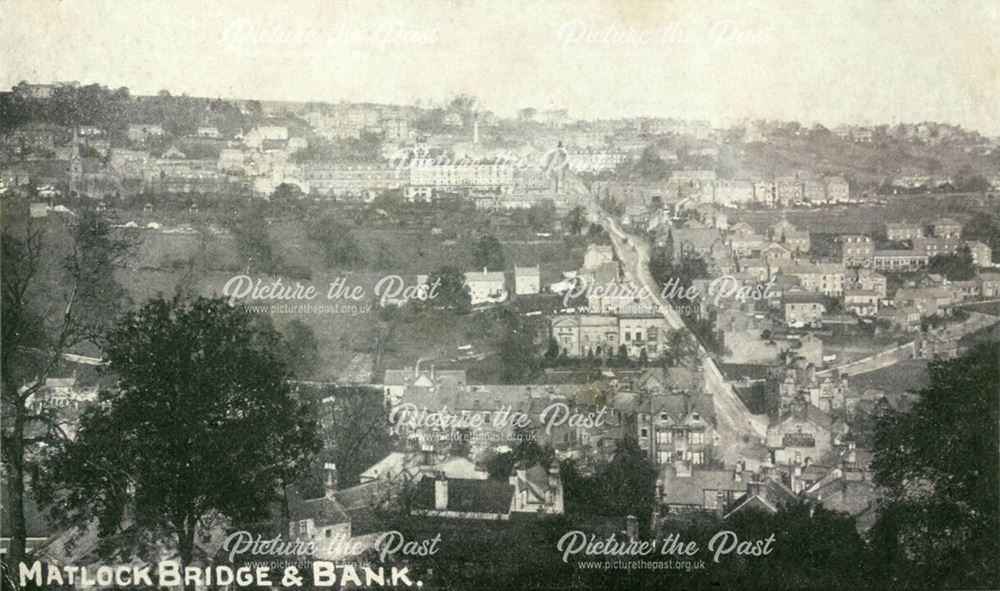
[2,0,999,134]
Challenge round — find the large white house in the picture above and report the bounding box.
[465,268,507,305]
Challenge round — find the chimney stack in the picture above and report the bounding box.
[323,463,338,498]
[626,515,638,542]
[434,471,449,511]
[548,463,560,489]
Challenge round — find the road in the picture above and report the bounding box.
[571,177,768,466]
[817,311,1000,378]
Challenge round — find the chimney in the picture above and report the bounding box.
[430,364,436,381]
[434,472,448,511]
[651,511,662,543]
[473,118,479,145]
[323,463,338,498]
[421,444,434,466]
[626,515,638,542]
[548,463,561,489]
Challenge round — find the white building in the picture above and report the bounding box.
[465,268,507,305]
[514,266,541,295]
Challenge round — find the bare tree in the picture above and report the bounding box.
[1,204,136,576]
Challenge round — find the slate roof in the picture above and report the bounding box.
[412,477,514,514]
[724,479,798,517]
[287,493,351,528]
[658,466,748,506]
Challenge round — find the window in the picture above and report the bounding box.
[656,431,672,444]
[691,452,704,465]
[640,428,649,438]
[689,431,704,445]
[325,529,333,538]
[624,332,631,342]
[659,413,668,420]
[657,451,671,464]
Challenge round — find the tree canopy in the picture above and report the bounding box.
[37,296,322,567]
[868,343,999,589]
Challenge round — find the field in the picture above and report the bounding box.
[110,204,586,381]
[847,359,930,394]
[725,194,998,235]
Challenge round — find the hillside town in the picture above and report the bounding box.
[2,78,999,590]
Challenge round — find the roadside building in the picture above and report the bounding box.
[464,268,508,305]
[514,265,541,295]
[844,289,879,317]
[841,235,873,268]
[783,292,827,328]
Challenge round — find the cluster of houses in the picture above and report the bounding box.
[372,349,898,535]
[548,244,669,360]
[0,102,585,211]
[638,208,997,336]
[594,170,851,210]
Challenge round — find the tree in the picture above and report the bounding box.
[279,319,321,379]
[227,201,280,273]
[953,164,990,193]
[484,427,552,480]
[307,385,393,492]
[926,246,975,281]
[426,265,470,313]
[586,222,610,244]
[616,344,629,364]
[660,329,699,368]
[495,311,541,383]
[564,206,586,235]
[1,205,135,575]
[472,234,505,271]
[718,501,867,590]
[544,336,560,360]
[868,343,999,589]
[572,436,657,526]
[306,215,363,269]
[631,145,669,181]
[450,428,472,458]
[37,296,321,576]
[271,182,304,203]
[525,199,557,232]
